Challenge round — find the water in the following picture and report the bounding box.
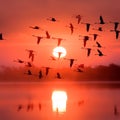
[0,81,120,120]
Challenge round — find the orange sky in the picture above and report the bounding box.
[0,0,120,69]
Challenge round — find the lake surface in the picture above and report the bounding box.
[0,81,120,120]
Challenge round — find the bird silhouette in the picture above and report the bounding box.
[52,37,65,46]
[95,15,105,24]
[110,30,120,39]
[93,27,103,31]
[49,56,57,61]
[29,26,40,29]
[26,49,35,62]
[86,48,92,56]
[25,62,32,67]
[43,67,51,76]
[81,22,91,32]
[79,35,90,47]
[0,33,4,40]
[39,70,43,79]
[110,22,119,30]
[14,59,24,63]
[45,31,51,39]
[89,33,99,41]
[56,72,61,79]
[95,41,105,48]
[24,70,32,75]
[75,14,82,24]
[47,17,57,22]
[32,35,43,44]
[69,23,74,34]
[17,104,23,111]
[64,58,77,68]
[95,49,105,56]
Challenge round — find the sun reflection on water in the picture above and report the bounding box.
[51,90,67,114]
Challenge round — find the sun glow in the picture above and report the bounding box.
[53,46,67,58]
[52,90,67,113]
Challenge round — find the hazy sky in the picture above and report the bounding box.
[0,0,120,68]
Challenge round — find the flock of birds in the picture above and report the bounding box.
[0,15,120,79]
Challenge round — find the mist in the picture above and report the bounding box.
[0,63,120,82]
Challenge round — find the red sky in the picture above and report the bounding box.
[0,0,120,68]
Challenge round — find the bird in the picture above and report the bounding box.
[43,67,51,76]
[52,37,65,46]
[25,62,32,67]
[81,22,91,32]
[45,31,51,39]
[89,33,99,41]
[95,41,105,48]
[95,15,105,24]
[57,52,63,59]
[29,26,40,30]
[74,64,84,72]
[93,27,103,31]
[24,70,32,75]
[32,35,43,44]
[95,49,105,56]
[26,49,35,62]
[114,105,119,115]
[14,59,24,63]
[47,17,57,22]
[49,56,57,61]
[0,33,4,40]
[110,30,120,39]
[79,35,90,47]
[39,70,43,79]
[69,23,74,34]
[81,47,92,56]
[27,103,34,111]
[75,14,82,24]
[86,48,92,56]
[17,104,23,111]
[56,72,62,79]
[64,58,77,68]
[110,21,119,30]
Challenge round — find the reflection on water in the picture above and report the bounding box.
[52,90,67,113]
[0,81,120,120]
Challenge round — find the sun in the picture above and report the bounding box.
[53,46,67,58]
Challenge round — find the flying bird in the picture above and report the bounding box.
[14,59,24,63]
[93,27,103,32]
[32,35,43,44]
[45,31,51,39]
[26,49,35,62]
[95,49,105,56]
[110,21,120,30]
[81,22,91,32]
[24,70,32,75]
[89,33,99,41]
[29,26,40,30]
[79,35,90,47]
[95,41,105,48]
[95,15,106,24]
[56,72,62,79]
[0,33,4,40]
[49,56,57,61]
[25,62,32,67]
[75,14,82,24]
[110,30,120,39]
[39,70,43,79]
[47,17,57,22]
[64,58,77,68]
[69,23,74,34]
[52,37,65,46]
[86,48,92,56]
